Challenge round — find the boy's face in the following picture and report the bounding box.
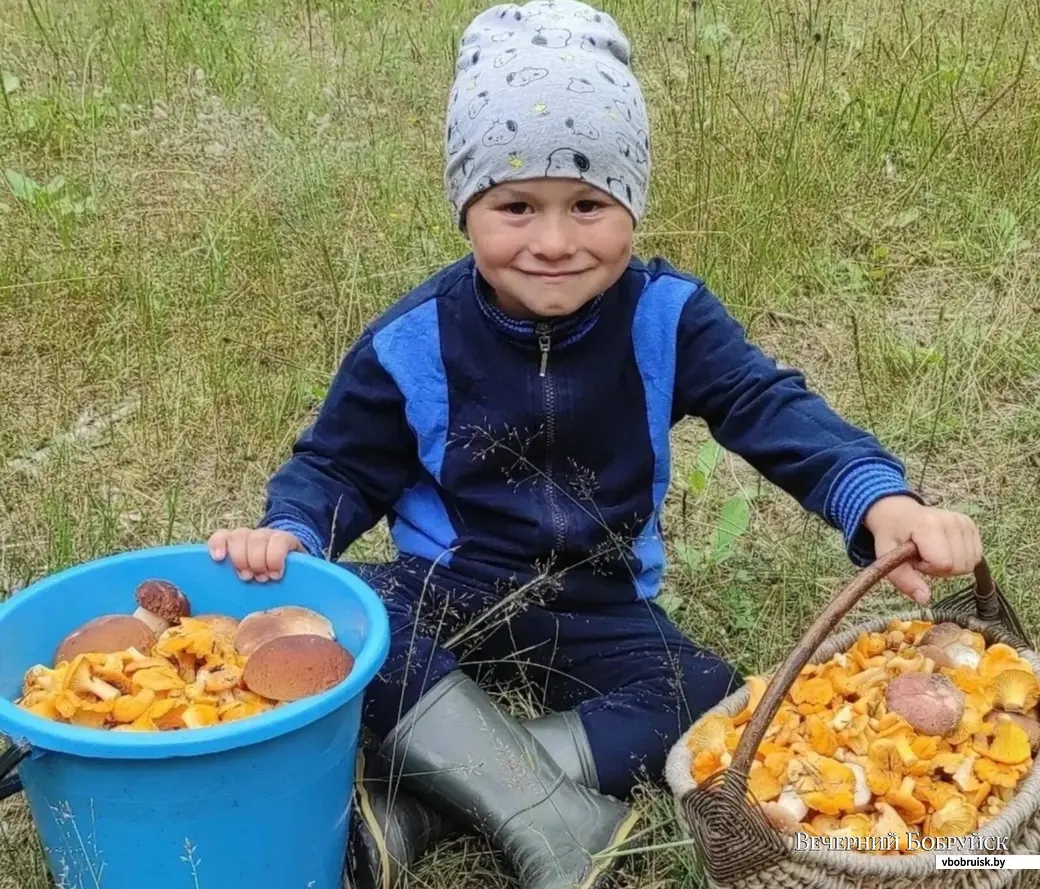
[465,178,634,320]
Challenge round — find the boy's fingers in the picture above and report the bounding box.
[246,531,271,579]
[227,528,251,572]
[887,563,931,605]
[953,519,976,575]
[965,517,983,573]
[912,522,954,575]
[208,530,229,560]
[266,534,293,580]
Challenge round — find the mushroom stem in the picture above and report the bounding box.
[132,606,172,636]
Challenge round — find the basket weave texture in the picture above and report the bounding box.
[665,608,1040,889]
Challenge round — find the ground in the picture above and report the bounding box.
[0,0,1038,886]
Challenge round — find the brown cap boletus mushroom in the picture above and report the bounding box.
[54,615,157,666]
[242,634,354,702]
[886,672,965,737]
[234,606,335,657]
[919,622,964,649]
[133,579,192,635]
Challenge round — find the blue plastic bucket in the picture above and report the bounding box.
[0,544,390,889]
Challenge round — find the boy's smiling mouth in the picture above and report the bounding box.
[520,268,591,279]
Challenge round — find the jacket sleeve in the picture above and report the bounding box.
[673,282,921,565]
[257,330,417,561]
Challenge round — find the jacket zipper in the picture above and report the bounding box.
[536,323,566,552]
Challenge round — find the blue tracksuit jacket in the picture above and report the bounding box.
[260,254,916,606]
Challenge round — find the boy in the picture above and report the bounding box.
[209,2,982,887]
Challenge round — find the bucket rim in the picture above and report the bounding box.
[0,543,390,759]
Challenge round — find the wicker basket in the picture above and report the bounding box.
[664,542,1040,889]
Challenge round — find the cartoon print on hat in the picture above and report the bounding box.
[483,119,519,146]
[495,48,519,67]
[565,117,600,140]
[468,91,490,118]
[616,133,647,166]
[567,77,595,93]
[613,99,632,122]
[607,176,632,204]
[546,148,591,177]
[531,27,572,47]
[507,67,550,87]
[447,119,466,153]
[595,61,630,89]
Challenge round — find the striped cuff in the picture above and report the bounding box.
[261,517,326,559]
[825,458,921,566]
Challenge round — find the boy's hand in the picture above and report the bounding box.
[207,527,305,583]
[863,495,982,606]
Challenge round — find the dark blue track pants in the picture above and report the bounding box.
[347,558,742,800]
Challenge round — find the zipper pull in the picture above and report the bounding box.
[536,324,551,377]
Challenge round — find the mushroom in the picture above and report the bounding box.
[873,802,911,851]
[233,606,335,657]
[885,775,927,824]
[986,719,1032,765]
[794,755,856,816]
[242,634,354,702]
[748,762,783,802]
[885,672,965,737]
[979,644,1030,679]
[760,785,808,832]
[919,622,965,649]
[988,710,1040,751]
[112,689,156,723]
[866,739,902,795]
[54,615,157,665]
[974,757,1020,789]
[194,613,239,640]
[943,642,981,670]
[131,665,186,693]
[133,579,191,635]
[182,704,220,729]
[834,813,872,840]
[929,797,978,837]
[65,655,122,702]
[992,669,1040,713]
[760,800,802,834]
[846,761,872,812]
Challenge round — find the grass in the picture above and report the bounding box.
[0,0,1038,885]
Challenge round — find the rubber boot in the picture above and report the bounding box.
[346,709,600,889]
[378,671,637,889]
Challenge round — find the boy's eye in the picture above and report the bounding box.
[575,200,601,213]
[501,202,530,215]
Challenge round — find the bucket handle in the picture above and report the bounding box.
[729,543,999,778]
[0,740,29,802]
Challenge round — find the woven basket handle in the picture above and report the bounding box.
[729,543,996,777]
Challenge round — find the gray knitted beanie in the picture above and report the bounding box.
[444,0,651,229]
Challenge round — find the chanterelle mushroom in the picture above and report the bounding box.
[234,606,335,657]
[133,579,192,635]
[242,634,354,702]
[194,613,239,640]
[54,615,157,666]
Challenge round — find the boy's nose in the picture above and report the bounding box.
[529,218,577,261]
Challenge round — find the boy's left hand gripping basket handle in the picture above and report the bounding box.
[680,543,998,885]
